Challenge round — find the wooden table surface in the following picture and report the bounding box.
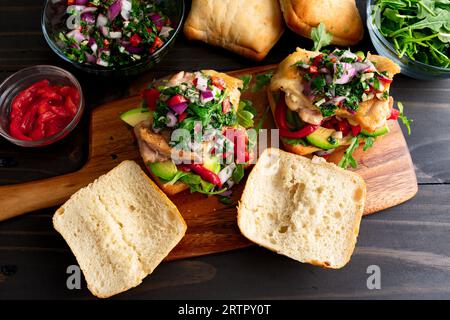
[0,0,449,300]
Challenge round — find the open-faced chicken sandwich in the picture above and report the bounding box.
[121,70,255,195]
[268,47,403,168]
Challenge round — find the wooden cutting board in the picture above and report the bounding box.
[0,65,418,261]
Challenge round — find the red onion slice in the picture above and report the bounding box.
[121,0,132,20]
[335,63,357,84]
[169,102,188,115]
[96,13,108,27]
[353,62,371,73]
[66,29,85,43]
[125,45,143,54]
[81,7,97,14]
[85,52,96,63]
[81,12,96,24]
[220,190,233,197]
[150,13,164,27]
[200,91,214,104]
[100,26,109,37]
[195,75,208,91]
[166,112,177,127]
[108,0,122,21]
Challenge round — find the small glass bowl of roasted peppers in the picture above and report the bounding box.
[0,65,84,147]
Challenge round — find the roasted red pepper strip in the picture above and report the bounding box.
[188,164,222,187]
[350,124,361,137]
[312,54,323,66]
[142,88,160,110]
[274,96,289,130]
[337,119,351,137]
[378,76,393,84]
[279,124,320,138]
[178,112,188,122]
[388,108,400,120]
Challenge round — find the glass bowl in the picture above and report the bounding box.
[41,0,185,77]
[0,65,85,147]
[367,0,450,80]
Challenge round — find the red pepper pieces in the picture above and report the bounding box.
[388,108,400,120]
[149,36,163,54]
[276,95,319,138]
[337,119,351,137]
[274,96,289,130]
[279,125,320,139]
[188,164,222,187]
[9,79,79,141]
[129,34,142,47]
[142,88,160,110]
[350,124,362,137]
[178,112,188,122]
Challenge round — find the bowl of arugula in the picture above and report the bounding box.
[367,0,450,80]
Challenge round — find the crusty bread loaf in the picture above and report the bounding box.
[238,148,366,269]
[184,0,284,61]
[279,0,364,46]
[53,160,187,298]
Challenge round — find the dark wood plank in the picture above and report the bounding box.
[1,185,450,300]
[0,0,449,300]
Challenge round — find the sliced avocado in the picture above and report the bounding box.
[120,108,151,127]
[149,161,178,181]
[361,125,389,137]
[202,155,221,174]
[355,51,365,60]
[306,127,341,150]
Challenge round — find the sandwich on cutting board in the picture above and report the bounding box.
[268,47,401,166]
[121,70,254,196]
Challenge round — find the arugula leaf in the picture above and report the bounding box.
[219,196,235,205]
[338,136,359,169]
[390,10,450,36]
[241,99,257,117]
[255,105,270,132]
[397,102,413,135]
[311,22,333,51]
[189,184,228,195]
[252,72,273,93]
[239,74,252,92]
[374,0,450,68]
[232,164,245,184]
[181,173,202,185]
[237,100,255,128]
[166,171,190,185]
[363,136,376,151]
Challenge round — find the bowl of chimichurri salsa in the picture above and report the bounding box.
[42,0,185,76]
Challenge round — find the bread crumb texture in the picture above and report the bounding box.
[238,148,366,269]
[53,160,186,298]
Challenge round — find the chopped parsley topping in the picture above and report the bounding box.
[296,49,393,117]
[58,0,174,67]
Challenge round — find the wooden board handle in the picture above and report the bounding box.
[0,169,95,221]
